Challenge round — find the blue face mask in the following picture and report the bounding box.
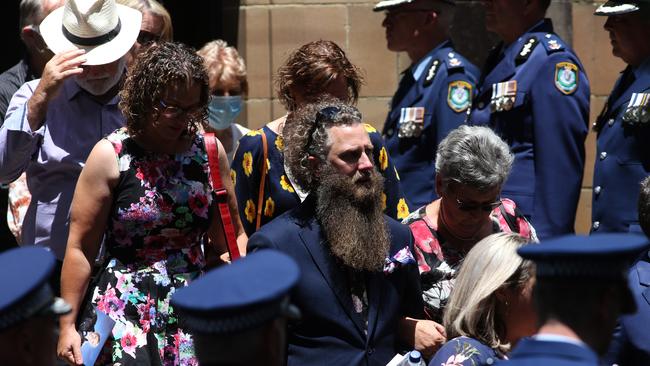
[207,95,242,130]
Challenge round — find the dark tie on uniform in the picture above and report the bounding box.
[391,68,416,110]
[610,66,636,103]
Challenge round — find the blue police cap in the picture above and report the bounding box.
[595,0,649,15]
[373,0,455,12]
[171,250,300,334]
[518,234,649,279]
[0,247,71,331]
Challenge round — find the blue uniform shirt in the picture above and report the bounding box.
[383,40,479,209]
[591,58,650,234]
[468,19,590,240]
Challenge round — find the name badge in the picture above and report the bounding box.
[623,93,650,125]
[490,80,517,113]
[398,107,425,138]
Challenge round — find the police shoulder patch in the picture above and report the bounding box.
[447,80,472,113]
[554,62,579,95]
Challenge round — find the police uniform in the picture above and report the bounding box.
[0,247,70,332]
[503,233,650,366]
[375,0,479,209]
[591,1,650,234]
[468,19,590,240]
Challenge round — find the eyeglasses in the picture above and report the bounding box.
[157,99,203,120]
[137,30,162,45]
[455,196,502,212]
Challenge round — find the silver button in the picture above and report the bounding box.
[600,152,608,160]
[594,186,602,195]
[448,52,455,58]
[593,221,600,230]
[478,102,485,109]
[386,128,393,136]
[608,118,615,126]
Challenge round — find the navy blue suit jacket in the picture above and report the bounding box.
[468,19,590,239]
[501,338,599,366]
[604,251,650,365]
[591,58,650,234]
[383,40,479,208]
[248,196,423,366]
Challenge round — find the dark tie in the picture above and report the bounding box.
[609,66,636,104]
[391,69,415,110]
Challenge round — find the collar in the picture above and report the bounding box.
[504,18,554,55]
[632,57,650,79]
[412,40,452,81]
[533,333,587,347]
[62,78,120,105]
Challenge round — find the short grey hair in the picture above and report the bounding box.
[19,0,43,30]
[435,125,513,193]
[443,233,534,354]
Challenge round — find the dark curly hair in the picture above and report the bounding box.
[120,42,209,137]
[283,97,363,191]
[275,40,364,112]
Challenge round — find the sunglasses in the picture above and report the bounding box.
[455,196,502,212]
[137,30,162,45]
[157,99,203,120]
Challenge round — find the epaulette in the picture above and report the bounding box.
[422,58,441,87]
[445,52,464,71]
[515,36,539,65]
[541,33,566,54]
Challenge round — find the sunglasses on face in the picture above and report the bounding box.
[455,196,502,212]
[137,30,162,45]
[157,99,203,120]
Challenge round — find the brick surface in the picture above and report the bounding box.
[241,0,270,5]
[348,5,399,97]
[239,7,272,99]
[243,99,273,130]
[270,6,347,77]
[357,97,392,131]
[574,187,593,234]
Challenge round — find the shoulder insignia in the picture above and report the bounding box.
[422,59,441,87]
[447,80,472,113]
[515,37,539,65]
[542,33,565,54]
[554,62,579,95]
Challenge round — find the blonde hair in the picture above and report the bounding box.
[197,39,249,95]
[116,0,173,41]
[443,233,534,354]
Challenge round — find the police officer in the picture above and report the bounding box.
[505,234,649,366]
[604,176,650,365]
[468,0,590,239]
[591,0,650,234]
[375,0,479,209]
[171,250,300,366]
[0,247,71,365]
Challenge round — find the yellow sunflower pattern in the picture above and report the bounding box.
[364,123,377,133]
[244,199,256,223]
[280,175,295,193]
[397,198,410,220]
[242,152,253,177]
[264,197,275,217]
[381,192,387,211]
[246,129,262,137]
[378,147,388,171]
[230,169,236,186]
[275,135,284,151]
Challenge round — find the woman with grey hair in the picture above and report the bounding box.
[402,125,537,323]
[429,233,537,365]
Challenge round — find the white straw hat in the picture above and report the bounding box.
[39,0,142,65]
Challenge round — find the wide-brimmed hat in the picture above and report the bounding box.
[595,0,649,15]
[40,0,142,65]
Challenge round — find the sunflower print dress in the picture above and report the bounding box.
[231,124,410,236]
[77,128,215,365]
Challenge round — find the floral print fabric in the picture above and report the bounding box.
[430,336,502,366]
[231,124,410,236]
[77,128,214,365]
[402,198,537,322]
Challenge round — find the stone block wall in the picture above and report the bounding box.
[236,0,624,234]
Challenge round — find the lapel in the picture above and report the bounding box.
[608,70,650,114]
[295,199,367,337]
[478,44,517,100]
[386,73,425,127]
[365,271,385,341]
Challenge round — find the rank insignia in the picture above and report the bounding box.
[547,39,562,50]
[554,62,579,95]
[622,93,650,125]
[423,59,440,87]
[398,107,425,138]
[447,81,472,113]
[490,80,517,113]
[515,37,538,64]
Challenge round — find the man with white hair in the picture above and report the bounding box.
[0,0,141,292]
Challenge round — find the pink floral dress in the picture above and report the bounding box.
[77,128,214,365]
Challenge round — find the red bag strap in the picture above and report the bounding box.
[204,133,241,261]
[256,130,269,230]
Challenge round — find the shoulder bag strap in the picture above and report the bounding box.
[204,132,241,261]
[255,130,269,231]
[499,204,519,233]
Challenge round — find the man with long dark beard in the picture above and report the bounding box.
[248,100,425,365]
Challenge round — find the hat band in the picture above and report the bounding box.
[0,284,53,331]
[62,19,122,47]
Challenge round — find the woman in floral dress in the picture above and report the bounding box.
[232,40,410,236]
[57,42,246,365]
